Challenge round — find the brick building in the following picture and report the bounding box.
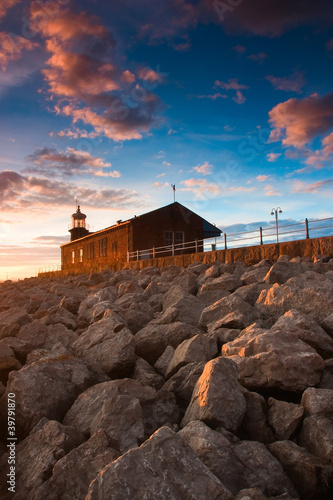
[61,202,221,273]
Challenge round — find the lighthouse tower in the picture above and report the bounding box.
[69,205,90,241]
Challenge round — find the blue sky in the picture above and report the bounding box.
[0,0,333,279]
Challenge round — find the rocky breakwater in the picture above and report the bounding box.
[0,255,333,499]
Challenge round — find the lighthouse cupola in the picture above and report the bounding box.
[69,205,90,241]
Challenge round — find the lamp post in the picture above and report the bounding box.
[271,207,282,243]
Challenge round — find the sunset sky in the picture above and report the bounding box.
[1,0,333,280]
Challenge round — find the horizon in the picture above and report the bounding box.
[1,1,333,281]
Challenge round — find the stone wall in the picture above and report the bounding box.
[39,235,333,278]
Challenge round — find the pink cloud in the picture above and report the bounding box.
[265,72,306,93]
[233,90,246,105]
[214,78,248,91]
[268,92,333,148]
[292,179,333,194]
[180,178,220,199]
[0,0,21,21]
[247,52,268,64]
[256,175,269,182]
[232,44,246,54]
[266,153,281,162]
[30,2,162,141]
[220,0,332,37]
[0,32,38,69]
[193,161,213,175]
[196,92,228,100]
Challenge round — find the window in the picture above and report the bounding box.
[87,242,94,259]
[71,251,75,264]
[165,231,173,247]
[99,238,107,257]
[112,241,118,255]
[175,232,184,248]
[79,248,83,263]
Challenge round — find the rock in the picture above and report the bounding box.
[17,320,78,351]
[222,328,325,392]
[172,269,198,294]
[263,261,303,285]
[0,343,21,384]
[240,390,274,443]
[162,285,204,326]
[77,287,117,324]
[40,306,77,330]
[299,415,333,464]
[0,353,98,438]
[0,419,83,500]
[122,302,154,333]
[179,420,297,498]
[256,271,333,322]
[118,280,142,297]
[322,313,333,337]
[154,345,175,377]
[72,311,136,377]
[207,328,241,349]
[267,398,304,440]
[135,322,198,364]
[197,288,230,307]
[63,378,179,447]
[235,489,267,500]
[86,426,233,500]
[182,357,246,432]
[269,440,333,500]
[162,361,205,407]
[272,309,333,358]
[132,357,165,389]
[301,387,333,416]
[199,274,242,294]
[199,295,258,331]
[32,430,119,500]
[165,334,217,378]
[240,262,271,285]
[233,283,269,307]
[0,307,30,339]
[147,292,163,313]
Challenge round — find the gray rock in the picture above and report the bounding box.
[182,357,246,432]
[199,295,258,331]
[322,313,333,337]
[269,440,333,500]
[40,306,77,330]
[179,420,297,498]
[154,345,175,377]
[72,311,136,376]
[135,321,198,364]
[199,274,242,294]
[162,361,205,407]
[162,285,204,326]
[165,334,217,378]
[86,426,233,500]
[222,328,324,392]
[301,387,333,416]
[263,261,303,285]
[240,390,274,443]
[132,357,165,389]
[299,415,333,464]
[268,398,304,440]
[240,263,271,285]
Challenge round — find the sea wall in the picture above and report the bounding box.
[39,235,333,278]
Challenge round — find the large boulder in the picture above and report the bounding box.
[165,334,217,379]
[272,309,333,359]
[256,271,333,322]
[32,430,119,500]
[181,357,246,432]
[135,322,199,364]
[240,390,274,443]
[72,311,136,377]
[199,295,258,331]
[269,440,333,500]
[267,398,304,440]
[263,261,303,284]
[17,321,78,351]
[0,307,30,339]
[162,285,204,326]
[222,328,324,392]
[179,420,298,498]
[86,426,233,500]
[0,353,99,438]
[162,362,205,407]
[0,419,83,500]
[198,274,242,294]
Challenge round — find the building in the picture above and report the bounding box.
[61,202,221,273]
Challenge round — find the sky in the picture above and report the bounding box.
[0,0,333,280]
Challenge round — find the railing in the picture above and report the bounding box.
[37,264,61,275]
[127,216,333,262]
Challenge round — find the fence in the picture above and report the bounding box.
[127,216,333,262]
[37,264,61,275]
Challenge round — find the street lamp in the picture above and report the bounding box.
[271,207,282,243]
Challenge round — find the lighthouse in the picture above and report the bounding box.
[68,205,90,241]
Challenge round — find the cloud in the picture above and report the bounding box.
[292,179,333,194]
[0,32,38,69]
[268,92,333,148]
[157,173,166,177]
[232,44,246,54]
[256,175,269,182]
[153,181,169,188]
[214,78,248,105]
[264,185,282,197]
[0,0,21,21]
[193,161,213,175]
[247,52,268,64]
[0,170,142,211]
[25,147,121,178]
[180,178,220,199]
[220,0,333,37]
[266,153,281,162]
[196,92,228,100]
[265,71,306,93]
[29,1,163,141]
[302,131,333,170]
[138,67,165,83]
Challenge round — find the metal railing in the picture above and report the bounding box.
[37,264,61,275]
[127,216,333,262]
